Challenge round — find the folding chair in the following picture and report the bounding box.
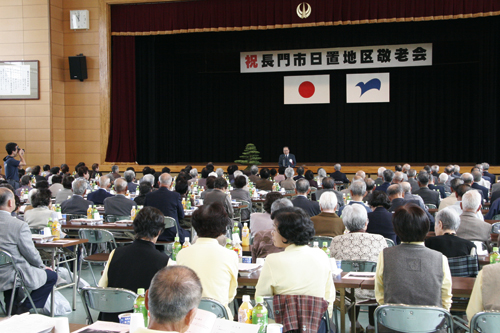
[105,215,131,222]
[470,311,500,332]
[334,260,377,332]
[80,286,137,324]
[78,229,117,286]
[374,304,454,333]
[198,297,229,319]
[0,250,38,316]
[425,204,438,210]
[385,238,395,247]
[308,187,317,200]
[156,216,178,256]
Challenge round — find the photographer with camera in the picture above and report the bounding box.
[3,142,26,190]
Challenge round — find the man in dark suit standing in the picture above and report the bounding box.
[145,173,189,243]
[104,178,137,216]
[278,146,296,168]
[61,178,94,215]
[329,164,350,184]
[413,171,440,207]
[87,175,114,204]
[292,179,320,217]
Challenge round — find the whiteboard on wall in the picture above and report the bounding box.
[0,60,39,100]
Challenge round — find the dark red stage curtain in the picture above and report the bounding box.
[110,0,500,35]
[105,36,136,162]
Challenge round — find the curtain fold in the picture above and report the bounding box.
[106,36,137,162]
[110,0,500,35]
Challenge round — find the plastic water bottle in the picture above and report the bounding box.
[252,296,268,333]
[134,288,148,327]
[322,242,331,258]
[242,223,250,246]
[172,237,182,261]
[490,247,500,264]
[238,295,253,323]
[182,237,191,249]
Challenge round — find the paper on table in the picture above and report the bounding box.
[185,309,259,333]
[342,272,376,279]
[72,320,129,333]
[238,263,262,272]
[0,313,55,333]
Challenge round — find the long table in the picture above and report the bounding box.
[238,270,476,333]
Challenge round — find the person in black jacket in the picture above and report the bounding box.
[98,206,169,322]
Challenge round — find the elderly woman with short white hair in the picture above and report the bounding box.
[329,204,387,333]
[317,167,327,186]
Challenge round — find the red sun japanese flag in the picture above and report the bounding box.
[284,75,330,104]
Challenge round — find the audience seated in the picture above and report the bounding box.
[311,192,344,237]
[466,262,500,323]
[256,168,273,191]
[279,167,296,191]
[425,208,476,258]
[144,173,189,243]
[330,204,387,332]
[438,178,464,211]
[274,166,286,183]
[316,177,344,209]
[124,170,137,193]
[98,206,168,322]
[462,172,486,203]
[407,169,420,193]
[104,178,137,216]
[24,189,58,228]
[61,178,94,215]
[446,184,485,221]
[374,167,385,186]
[55,175,74,205]
[456,190,491,242]
[256,207,335,316]
[15,175,32,197]
[200,176,216,200]
[109,165,121,181]
[230,175,251,220]
[413,171,440,207]
[338,180,372,216]
[375,203,452,311]
[204,178,234,218]
[176,202,238,319]
[48,174,63,198]
[248,165,260,184]
[401,181,425,207]
[293,166,305,181]
[292,179,320,217]
[428,173,446,199]
[375,169,393,193]
[367,191,398,244]
[87,175,114,205]
[250,192,283,236]
[330,163,350,183]
[0,188,58,314]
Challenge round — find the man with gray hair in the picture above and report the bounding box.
[187,168,198,185]
[215,168,224,178]
[109,165,121,181]
[407,169,420,193]
[413,171,440,207]
[124,170,138,193]
[439,178,464,211]
[249,165,260,184]
[138,266,202,333]
[61,178,94,215]
[437,173,450,193]
[292,179,320,217]
[140,174,155,187]
[392,171,404,184]
[316,177,344,209]
[482,162,496,184]
[454,165,461,177]
[0,187,58,315]
[472,169,490,192]
[375,169,394,193]
[145,173,190,243]
[387,184,435,227]
[464,172,488,203]
[330,163,350,183]
[456,190,491,242]
[311,192,344,237]
[401,181,425,208]
[374,167,386,186]
[431,165,440,180]
[104,178,137,216]
[402,164,410,180]
[425,208,476,258]
[338,180,371,216]
[280,167,296,191]
[87,175,114,204]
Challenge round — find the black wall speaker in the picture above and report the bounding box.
[68,54,88,81]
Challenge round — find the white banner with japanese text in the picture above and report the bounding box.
[241,43,432,73]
